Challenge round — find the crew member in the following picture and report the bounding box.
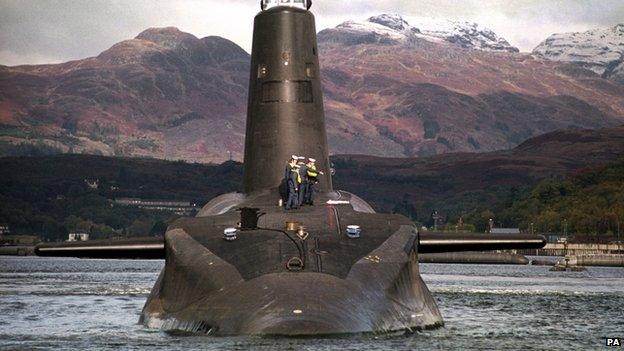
[286,164,301,210]
[305,158,324,205]
[283,156,298,207]
[297,157,309,206]
[285,155,298,179]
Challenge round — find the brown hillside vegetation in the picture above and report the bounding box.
[1,25,623,162]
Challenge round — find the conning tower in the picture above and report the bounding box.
[243,0,332,194]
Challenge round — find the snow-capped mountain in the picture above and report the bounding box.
[407,16,519,53]
[533,24,624,82]
[318,14,518,53]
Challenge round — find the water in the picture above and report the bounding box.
[1,257,623,350]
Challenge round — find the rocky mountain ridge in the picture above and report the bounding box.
[1,19,623,162]
[319,14,519,52]
[0,27,250,162]
[533,23,624,83]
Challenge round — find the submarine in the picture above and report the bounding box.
[36,0,547,335]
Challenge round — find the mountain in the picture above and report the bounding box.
[1,18,623,162]
[533,24,624,83]
[0,27,250,163]
[318,15,624,157]
[319,14,519,52]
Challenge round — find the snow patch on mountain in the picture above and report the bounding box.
[532,24,624,80]
[409,17,518,53]
[320,14,518,53]
[334,19,408,42]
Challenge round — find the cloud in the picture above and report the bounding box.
[1,0,622,65]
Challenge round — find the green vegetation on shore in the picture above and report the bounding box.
[0,155,241,242]
[0,154,622,243]
[492,159,624,238]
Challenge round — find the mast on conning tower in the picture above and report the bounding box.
[261,0,312,11]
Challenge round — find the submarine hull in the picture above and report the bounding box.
[140,191,443,335]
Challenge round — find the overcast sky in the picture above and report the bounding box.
[1,0,622,66]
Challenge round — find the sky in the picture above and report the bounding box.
[1,0,623,66]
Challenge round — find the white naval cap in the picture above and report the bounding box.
[308,158,316,162]
[291,155,298,160]
[297,156,306,160]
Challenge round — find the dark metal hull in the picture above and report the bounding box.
[138,5,545,336]
[140,191,443,335]
[243,6,332,193]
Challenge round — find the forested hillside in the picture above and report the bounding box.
[489,160,624,239]
[0,155,241,241]
[1,126,623,242]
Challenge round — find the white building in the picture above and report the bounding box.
[114,198,197,216]
[68,233,89,242]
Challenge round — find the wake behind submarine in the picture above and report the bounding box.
[138,0,546,335]
[34,0,547,336]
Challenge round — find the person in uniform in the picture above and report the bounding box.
[305,158,323,205]
[281,156,298,206]
[285,155,298,180]
[285,164,301,210]
[297,157,309,206]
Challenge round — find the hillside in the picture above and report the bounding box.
[330,126,624,227]
[494,160,624,238]
[0,155,242,240]
[0,28,250,163]
[318,15,624,157]
[1,17,623,162]
[1,126,623,241]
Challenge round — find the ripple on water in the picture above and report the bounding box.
[1,257,623,351]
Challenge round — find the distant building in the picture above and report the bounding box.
[114,198,197,216]
[490,228,521,234]
[68,233,89,242]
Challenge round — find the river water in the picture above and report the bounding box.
[1,256,622,350]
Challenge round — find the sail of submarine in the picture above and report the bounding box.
[36,0,546,335]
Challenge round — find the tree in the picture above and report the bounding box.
[149,221,168,237]
[127,218,154,237]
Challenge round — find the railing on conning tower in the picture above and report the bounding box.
[261,0,312,11]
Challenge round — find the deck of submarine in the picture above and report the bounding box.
[168,190,415,280]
